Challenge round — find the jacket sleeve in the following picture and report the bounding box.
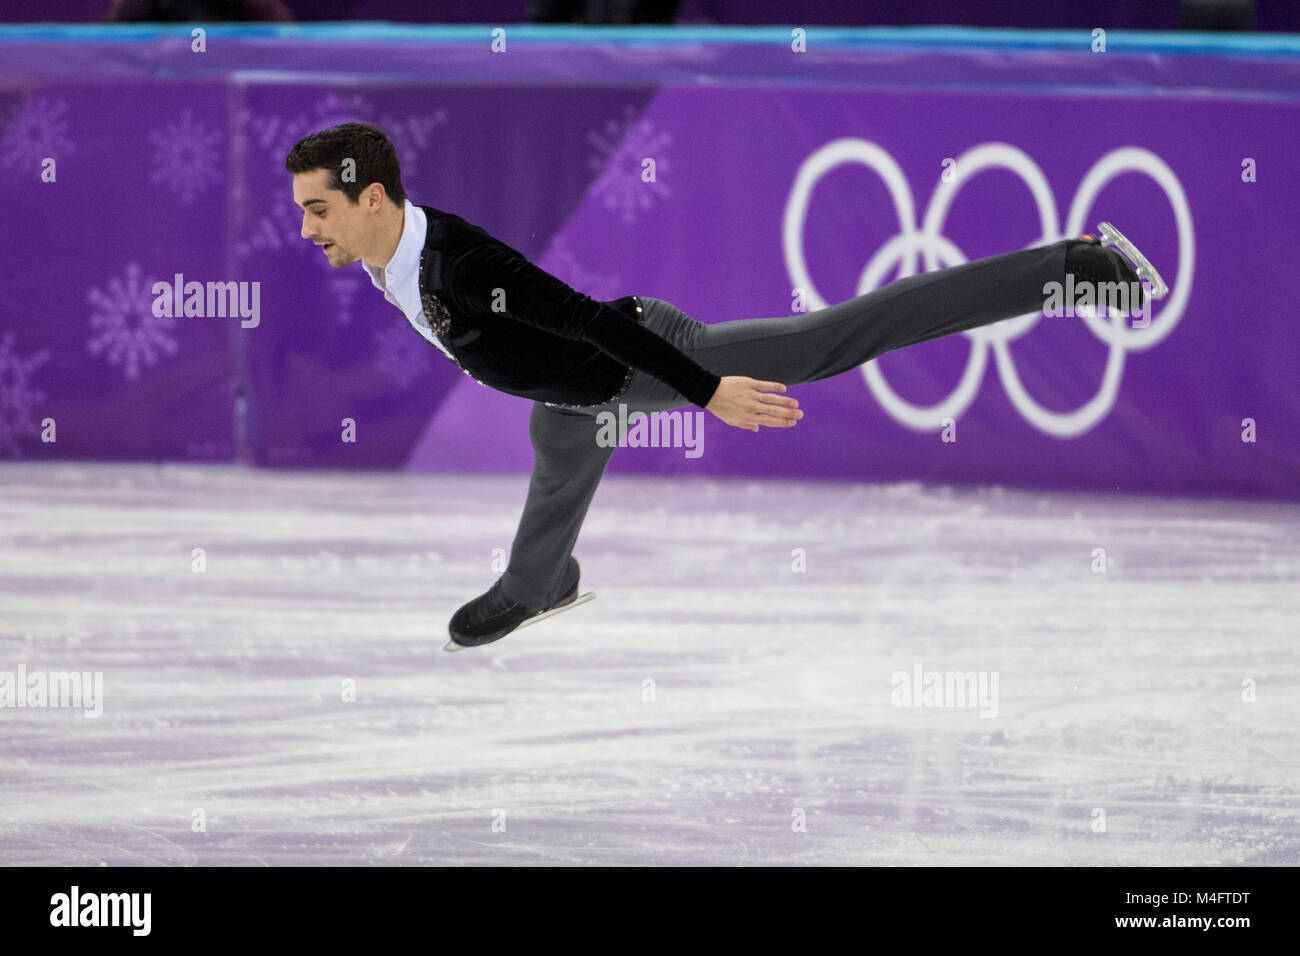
[442,241,722,409]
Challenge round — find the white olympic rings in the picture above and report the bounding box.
[782,139,1194,436]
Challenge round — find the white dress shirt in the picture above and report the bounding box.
[361,199,455,362]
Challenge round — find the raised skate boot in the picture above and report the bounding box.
[1067,223,1169,312]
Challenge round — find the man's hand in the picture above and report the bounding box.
[705,376,803,432]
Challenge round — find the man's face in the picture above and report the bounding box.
[292,168,373,268]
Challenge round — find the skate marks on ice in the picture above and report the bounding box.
[0,464,1297,864]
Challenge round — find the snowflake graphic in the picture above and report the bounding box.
[237,92,447,263]
[373,320,430,390]
[539,235,625,301]
[87,263,178,381]
[149,110,224,204]
[0,332,51,458]
[0,95,74,172]
[587,104,672,225]
[329,274,362,325]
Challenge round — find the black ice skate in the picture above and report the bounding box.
[1067,222,1169,311]
[444,574,595,652]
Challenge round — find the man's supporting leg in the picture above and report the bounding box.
[689,239,1073,386]
[499,402,613,609]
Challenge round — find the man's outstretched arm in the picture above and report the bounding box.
[443,241,801,430]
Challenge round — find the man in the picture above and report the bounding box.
[285,122,1165,652]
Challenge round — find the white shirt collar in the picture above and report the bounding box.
[362,198,424,293]
[360,200,455,361]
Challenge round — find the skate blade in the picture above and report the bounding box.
[442,591,596,652]
[514,590,596,630]
[1096,221,1169,301]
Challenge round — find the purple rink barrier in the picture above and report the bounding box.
[0,25,1296,500]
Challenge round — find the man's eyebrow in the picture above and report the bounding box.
[294,198,328,209]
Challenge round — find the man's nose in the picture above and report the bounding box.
[300,213,314,239]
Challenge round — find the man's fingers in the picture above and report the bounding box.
[748,408,801,428]
[753,397,802,422]
[718,378,801,430]
[749,382,798,407]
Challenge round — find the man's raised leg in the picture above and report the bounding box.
[687,239,1076,386]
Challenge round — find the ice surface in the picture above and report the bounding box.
[1,463,1297,865]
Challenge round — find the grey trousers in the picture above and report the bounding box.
[498,239,1073,608]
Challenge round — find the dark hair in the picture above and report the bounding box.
[284,122,407,206]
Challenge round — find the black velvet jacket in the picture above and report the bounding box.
[414,205,722,409]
